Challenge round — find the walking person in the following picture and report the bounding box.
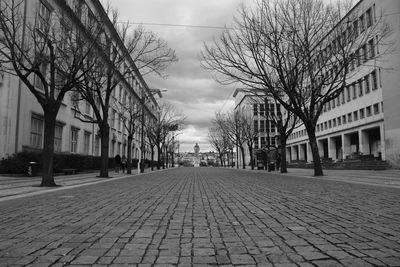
[121,155,127,173]
[114,154,121,173]
[276,154,281,171]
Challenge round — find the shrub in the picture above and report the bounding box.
[0,151,114,174]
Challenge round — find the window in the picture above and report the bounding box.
[353,20,359,38]
[342,91,346,104]
[371,70,378,90]
[38,1,51,32]
[70,127,79,153]
[254,137,259,149]
[259,104,265,116]
[366,106,372,117]
[328,120,332,128]
[260,120,265,133]
[111,109,116,129]
[270,104,275,115]
[265,120,270,133]
[336,94,341,107]
[366,8,373,27]
[333,119,336,127]
[94,135,100,156]
[33,63,48,91]
[332,99,335,109]
[353,111,358,121]
[343,115,347,124]
[360,108,365,119]
[359,14,365,33]
[260,137,266,147]
[253,104,258,116]
[346,86,351,102]
[30,115,44,148]
[355,49,361,66]
[338,117,341,125]
[373,103,380,114]
[368,39,375,59]
[348,113,352,123]
[271,138,276,147]
[84,131,91,155]
[362,44,368,63]
[271,121,275,133]
[254,120,258,132]
[85,101,91,115]
[358,79,363,97]
[54,123,63,152]
[364,75,370,94]
[352,84,357,99]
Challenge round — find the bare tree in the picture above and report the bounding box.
[117,101,140,174]
[129,24,178,78]
[215,111,247,169]
[0,0,96,186]
[202,0,391,176]
[144,103,184,169]
[208,124,230,167]
[74,6,140,178]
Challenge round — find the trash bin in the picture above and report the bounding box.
[268,163,275,172]
[27,162,38,177]
[140,162,145,173]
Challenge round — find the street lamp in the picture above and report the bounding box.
[140,88,167,173]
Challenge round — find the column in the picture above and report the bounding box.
[307,142,313,163]
[342,133,351,160]
[299,144,305,160]
[328,137,337,160]
[380,124,386,160]
[359,129,369,155]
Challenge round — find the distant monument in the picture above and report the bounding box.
[193,143,200,167]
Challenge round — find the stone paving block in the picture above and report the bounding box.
[1,168,400,266]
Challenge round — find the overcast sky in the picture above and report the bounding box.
[111,0,247,153]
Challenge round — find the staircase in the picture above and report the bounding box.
[288,158,391,170]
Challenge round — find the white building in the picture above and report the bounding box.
[286,0,400,168]
[0,0,159,162]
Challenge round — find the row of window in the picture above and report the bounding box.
[322,69,379,113]
[289,102,383,141]
[253,103,281,116]
[313,5,375,70]
[253,120,277,133]
[30,114,150,157]
[30,114,90,154]
[254,137,277,149]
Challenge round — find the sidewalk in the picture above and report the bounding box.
[239,166,400,188]
[0,168,161,202]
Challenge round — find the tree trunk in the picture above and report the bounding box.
[241,146,246,169]
[99,124,110,177]
[249,146,254,170]
[219,155,224,167]
[306,125,323,176]
[280,138,288,173]
[40,111,57,187]
[126,135,133,174]
[151,146,155,170]
[157,145,161,169]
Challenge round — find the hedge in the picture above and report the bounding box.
[0,151,160,174]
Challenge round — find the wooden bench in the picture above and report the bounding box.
[62,168,77,175]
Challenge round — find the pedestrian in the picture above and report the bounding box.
[121,155,127,173]
[114,154,121,173]
[276,154,281,171]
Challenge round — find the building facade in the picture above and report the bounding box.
[286,0,400,168]
[0,0,159,161]
[233,89,280,168]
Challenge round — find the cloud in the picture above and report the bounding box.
[113,0,244,152]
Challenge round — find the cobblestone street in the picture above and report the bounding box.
[1,167,400,266]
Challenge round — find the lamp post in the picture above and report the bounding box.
[140,88,167,173]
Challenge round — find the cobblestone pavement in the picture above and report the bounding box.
[1,167,400,267]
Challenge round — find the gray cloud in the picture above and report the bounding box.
[113,0,243,152]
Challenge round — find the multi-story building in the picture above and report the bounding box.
[286,0,400,168]
[233,89,280,168]
[0,0,159,161]
[233,0,400,169]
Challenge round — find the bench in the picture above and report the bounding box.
[62,168,77,175]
